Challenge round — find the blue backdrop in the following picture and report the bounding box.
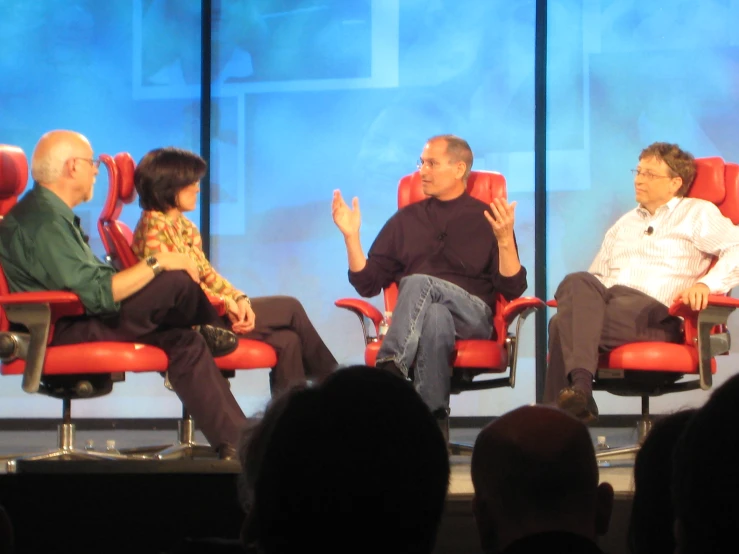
[1,0,737,418]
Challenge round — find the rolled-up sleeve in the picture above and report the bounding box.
[34,221,119,315]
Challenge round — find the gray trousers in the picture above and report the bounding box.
[543,272,682,403]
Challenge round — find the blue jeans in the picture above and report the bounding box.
[376,274,493,413]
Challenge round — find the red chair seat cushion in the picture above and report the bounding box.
[365,339,507,373]
[215,338,277,370]
[598,342,717,374]
[1,342,169,376]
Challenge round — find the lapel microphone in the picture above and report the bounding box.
[644,226,654,236]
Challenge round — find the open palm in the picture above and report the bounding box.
[332,190,361,236]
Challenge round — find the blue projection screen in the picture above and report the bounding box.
[4,0,736,419]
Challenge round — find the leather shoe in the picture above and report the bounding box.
[376,360,407,380]
[197,325,238,357]
[217,443,238,461]
[557,387,599,423]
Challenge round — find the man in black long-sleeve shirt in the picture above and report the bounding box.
[332,134,527,425]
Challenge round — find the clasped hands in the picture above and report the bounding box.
[225,296,256,334]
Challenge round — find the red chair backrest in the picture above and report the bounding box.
[98,152,138,270]
[386,170,508,337]
[0,145,28,217]
[0,145,29,332]
[689,157,739,224]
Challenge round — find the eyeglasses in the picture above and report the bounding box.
[631,168,672,181]
[72,157,101,169]
[417,159,452,171]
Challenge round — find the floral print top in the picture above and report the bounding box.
[131,210,246,302]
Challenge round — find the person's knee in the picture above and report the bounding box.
[398,273,430,292]
[559,271,591,288]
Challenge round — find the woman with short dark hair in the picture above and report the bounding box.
[132,147,337,393]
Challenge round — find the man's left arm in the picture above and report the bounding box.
[35,220,120,315]
[677,204,739,309]
[486,198,527,299]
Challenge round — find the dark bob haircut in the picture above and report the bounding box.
[134,147,207,212]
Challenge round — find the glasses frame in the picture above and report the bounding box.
[630,168,673,181]
[72,157,101,169]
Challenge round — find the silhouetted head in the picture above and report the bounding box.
[239,365,450,554]
[471,405,613,552]
[673,374,739,554]
[628,409,695,554]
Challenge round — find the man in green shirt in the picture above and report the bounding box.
[0,130,247,459]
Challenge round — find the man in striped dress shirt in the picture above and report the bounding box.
[545,142,739,422]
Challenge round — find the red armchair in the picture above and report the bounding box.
[552,156,739,459]
[97,151,277,459]
[335,170,545,453]
[0,145,167,468]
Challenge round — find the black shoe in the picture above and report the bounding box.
[217,443,238,461]
[433,409,450,446]
[376,360,406,379]
[197,325,238,357]
[557,387,599,423]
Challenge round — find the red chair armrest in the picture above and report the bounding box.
[669,295,739,317]
[0,291,87,395]
[335,298,384,337]
[500,296,547,325]
[0,291,85,321]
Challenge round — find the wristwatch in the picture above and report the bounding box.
[145,255,164,276]
[234,294,251,305]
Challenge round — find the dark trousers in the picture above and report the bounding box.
[543,272,682,404]
[51,271,248,448]
[240,296,337,394]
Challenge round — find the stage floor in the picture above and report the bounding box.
[0,425,639,492]
[0,425,638,554]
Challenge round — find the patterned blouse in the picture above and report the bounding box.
[131,210,246,302]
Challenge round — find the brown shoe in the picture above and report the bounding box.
[557,387,599,423]
[197,325,239,357]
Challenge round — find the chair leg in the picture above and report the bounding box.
[152,407,216,461]
[4,399,151,471]
[595,395,651,460]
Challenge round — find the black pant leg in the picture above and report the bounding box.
[241,296,337,390]
[139,328,248,447]
[544,272,610,403]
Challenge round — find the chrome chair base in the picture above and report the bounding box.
[5,423,148,472]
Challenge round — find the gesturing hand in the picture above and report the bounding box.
[332,189,361,237]
[484,198,517,246]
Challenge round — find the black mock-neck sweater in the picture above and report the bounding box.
[348,193,527,311]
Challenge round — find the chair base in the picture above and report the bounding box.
[120,416,215,461]
[593,406,652,461]
[449,442,473,455]
[5,423,147,473]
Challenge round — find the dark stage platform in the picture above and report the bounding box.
[0,427,636,554]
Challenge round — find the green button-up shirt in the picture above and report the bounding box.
[0,184,119,315]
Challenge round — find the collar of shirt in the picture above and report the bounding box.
[33,183,89,243]
[636,195,682,219]
[32,182,76,226]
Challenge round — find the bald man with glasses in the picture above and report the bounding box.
[545,141,739,422]
[0,130,249,459]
